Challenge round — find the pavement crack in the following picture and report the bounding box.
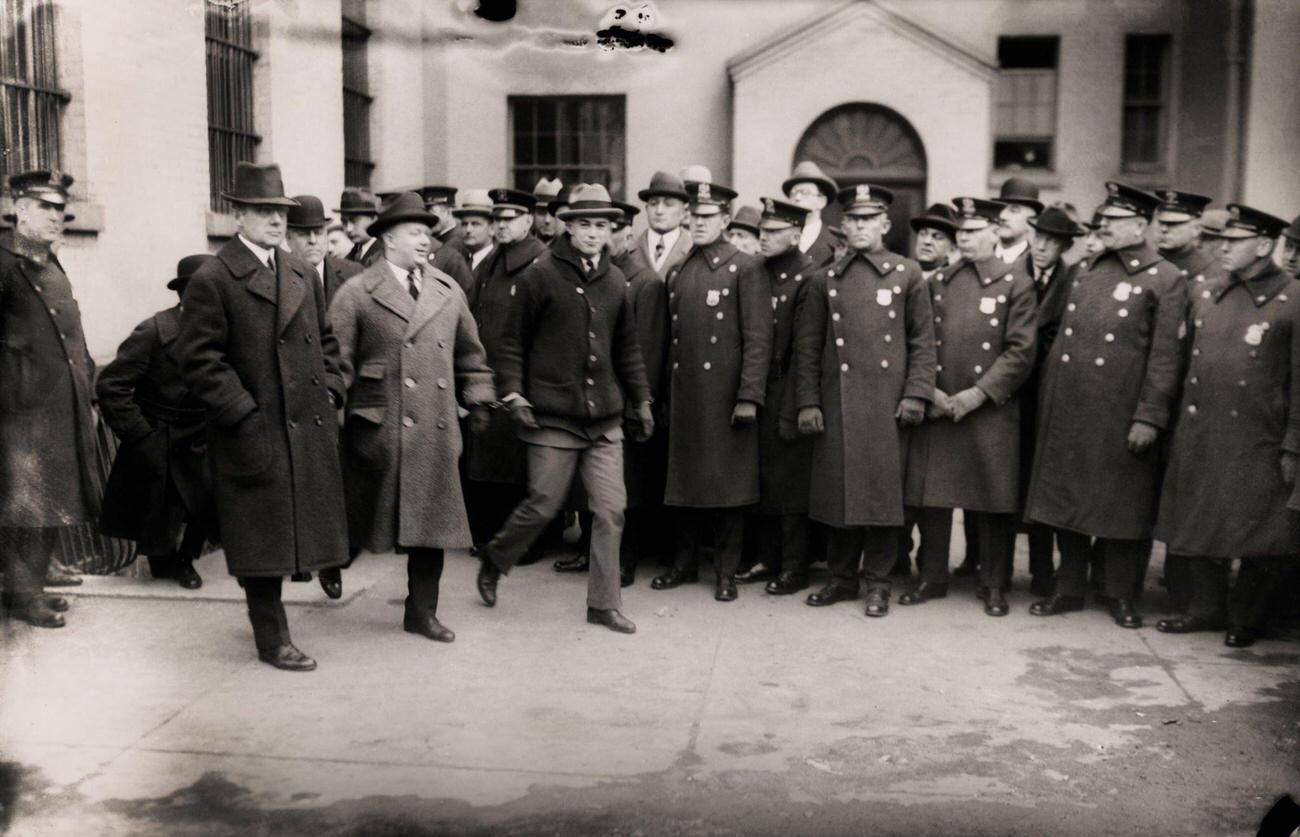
[677,623,725,773]
[1137,632,1201,708]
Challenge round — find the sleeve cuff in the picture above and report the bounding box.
[1132,401,1170,431]
[212,394,257,428]
[462,383,496,407]
[903,380,934,403]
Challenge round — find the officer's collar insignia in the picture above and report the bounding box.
[763,198,774,213]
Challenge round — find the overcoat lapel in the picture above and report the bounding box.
[276,257,306,335]
[406,274,454,339]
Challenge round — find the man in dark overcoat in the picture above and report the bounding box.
[1155,205,1300,647]
[650,177,772,602]
[1025,183,1187,630]
[415,186,476,295]
[176,162,349,671]
[0,170,97,628]
[98,255,215,590]
[900,197,1036,617]
[635,171,692,279]
[782,161,842,269]
[330,192,495,643]
[339,187,383,266]
[794,184,936,618]
[286,195,363,306]
[475,185,653,633]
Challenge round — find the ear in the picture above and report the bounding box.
[880,216,893,234]
[1258,236,1279,259]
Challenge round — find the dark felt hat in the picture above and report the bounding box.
[1028,206,1085,239]
[637,170,689,202]
[556,184,623,221]
[612,200,640,229]
[286,195,331,229]
[996,176,1043,213]
[368,191,438,237]
[221,162,298,207]
[168,254,214,291]
[782,161,838,201]
[419,185,458,207]
[909,203,958,237]
[727,205,762,235]
[1283,214,1300,244]
[335,187,379,215]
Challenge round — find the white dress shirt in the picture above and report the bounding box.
[647,227,681,271]
[238,234,276,270]
[386,259,422,295]
[470,243,494,271]
[995,239,1029,265]
[798,216,823,254]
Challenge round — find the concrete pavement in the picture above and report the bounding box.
[1,541,1298,836]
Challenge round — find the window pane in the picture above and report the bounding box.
[994,37,1057,171]
[206,3,258,209]
[509,96,626,199]
[0,0,66,181]
[1121,35,1170,170]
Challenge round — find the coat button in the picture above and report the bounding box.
[589,354,598,363]
[883,262,891,270]
[1192,348,1200,356]
[710,335,717,344]
[981,342,991,350]
[934,316,942,323]
[586,377,595,385]
[438,340,446,348]
[1238,379,1247,387]
[836,338,844,347]
[884,334,892,343]
[1095,357,1105,366]
[49,307,57,315]
[716,312,724,320]
[437,378,449,389]
[287,420,297,429]
[973,365,982,374]
[841,363,849,372]
[1064,328,1073,337]
[832,313,841,322]
[312,375,320,385]
[936,364,943,372]
[404,377,416,388]
[880,360,889,369]
[703,362,711,370]
[1187,404,1197,416]
[888,311,896,319]
[989,318,998,326]
[306,334,313,343]
[576,287,585,295]
[1104,333,1115,342]
[1061,353,1070,363]
[314,415,323,426]
[936,339,943,347]
[1230,410,1238,418]
[437,419,447,429]
[1067,303,1076,312]
[1118,308,1128,318]
[404,340,414,348]
[589,332,596,339]
[403,416,415,427]
[279,338,286,345]
[829,289,838,298]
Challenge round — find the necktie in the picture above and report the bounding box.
[654,237,665,263]
[407,270,420,301]
[266,251,275,273]
[582,257,594,274]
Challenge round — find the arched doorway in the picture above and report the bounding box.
[794,103,927,255]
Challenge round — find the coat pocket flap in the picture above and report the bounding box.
[348,405,386,425]
[359,361,386,380]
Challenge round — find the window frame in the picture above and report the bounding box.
[341,4,373,189]
[992,35,1060,175]
[205,2,261,214]
[508,95,627,198]
[1120,33,1173,175]
[0,0,70,182]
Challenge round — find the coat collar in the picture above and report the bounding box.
[360,260,457,336]
[1102,241,1163,276]
[614,244,654,281]
[829,247,901,279]
[499,235,548,275]
[551,234,613,284]
[765,247,812,283]
[687,238,742,273]
[219,238,307,334]
[1214,262,1294,308]
[937,255,1015,287]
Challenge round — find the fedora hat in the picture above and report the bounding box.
[909,203,958,237]
[221,162,298,207]
[612,200,640,229]
[1028,206,1084,239]
[368,192,438,238]
[637,170,688,202]
[167,254,213,292]
[727,205,762,235]
[996,176,1043,213]
[335,187,379,216]
[286,195,331,229]
[782,161,838,201]
[533,177,563,200]
[556,183,623,221]
[452,188,494,219]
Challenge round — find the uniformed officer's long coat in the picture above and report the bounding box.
[1155,264,1300,558]
[758,246,815,515]
[905,256,1036,512]
[616,246,669,509]
[1018,258,1076,505]
[1025,242,1187,539]
[794,248,936,528]
[329,262,495,553]
[463,235,547,485]
[0,231,100,528]
[177,239,348,577]
[664,239,772,508]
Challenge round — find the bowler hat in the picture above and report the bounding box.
[452,188,494,219]
[996,176,1043,213]
[613,200,640,229]
[727,205,761,235]
[909,203,957,237]
[286,195,332,229]
[1284,214,1300,244]
[221,162,298,208]
[838,183,894,217]
[637,170,688,202]
[168,254,213,292]
[368,192,438,238]
[335,187,379,216]
[782,161,838,201]
[556,184,623,221]
[1028,206,1084,239]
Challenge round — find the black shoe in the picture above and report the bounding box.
[476,557,500,607]
[177,563,203,591]
[620,565,635,588]
[715,575,738,602]
[9,598,65,628]
[765,571,809,595]
[650,569,697,590]
[41,594,70,613]
[44,566,82,587]
[1029,574,1055,598]
[1110,599,1142,629]
[554,554,590,573]
[257,644,317,671]
[1224,627,1256,648]
[1029,594,1085,616]
[952,560,978,578]
[984,587,1009,617]
[806,583,858,607]
[864,588,890,617]
[899,582,948,606]
[317,568,341,600]
[587,607,636,634]
[290,572,312,582]
[734,563,776,584]
[403,614,455,642]
[1156,614,1225,634]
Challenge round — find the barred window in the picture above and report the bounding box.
[510,96,626,197]
[206,3,259,212]
[0,0,69,182]
[1122,34,1171,172]
[342,0,372,188]
[994,36,1058,171]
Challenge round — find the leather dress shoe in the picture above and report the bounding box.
[587,607,636,634]
[177,564,204,591]
[898,582,948,606]
[8,598,65,628]
[1224,627,1256,648]
[765,571,809,595]
[554,554,590,573]
[257,644,317,671]
[1029,594,1084,617]
[864,588,890,617]
[1109,599,1142,629]
[715,575,738,602]
[806,583,858,607]
[403,614,455,642]
[2,592,69,613]
[620,565,635,588]
[476,557,501,607]
[650,568,697,590]
[983,587,1009,617]
[1155,614,1225,634]
[44,566,82,587]
[734,563,776,584]
[1029,574,1056,598]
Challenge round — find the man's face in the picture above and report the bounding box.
[13,197,65,245]
[727,228,760,254]
[237,204,289,248]
[343,213,375,243]
[1098,215,1147,250]
[429,204,454,232]
[1030,231,1067,272]
[493,213,533,244]
[1156,216,1200,252]
[759,225,800,258]
[1284,238,1300,279]
[1218,235,1274,274]
[646,196,686,233]
[956,224,998,261]
[567,217,611,257]
[383,222,431,269]
[608,224,633,257]
[786,183,827,215]
[532,206,558,237]
[914,227,953,267]
[326,228,352,260]
[1084,230,1104,255]
[997,204,1034,244]
[461,215,493,249]
[842,213,888,252]
[285,225,326,266]
[689,210,727,247]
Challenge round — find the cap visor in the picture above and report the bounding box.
[758,220,796,231]
[1154,210,1196,224]
[689,204,724,216]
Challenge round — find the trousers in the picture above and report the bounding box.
[908,508,1014,591]
[826,525,899,592]
[243,577,289,652]
[1,527,57,600]
[1056,533,1148,600]
[673,508,744,579]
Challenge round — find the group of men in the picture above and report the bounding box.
[3,154,1299,672]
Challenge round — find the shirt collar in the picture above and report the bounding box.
[237,234,275,269]
[995,239,1028,263]
[385,258,420,287]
